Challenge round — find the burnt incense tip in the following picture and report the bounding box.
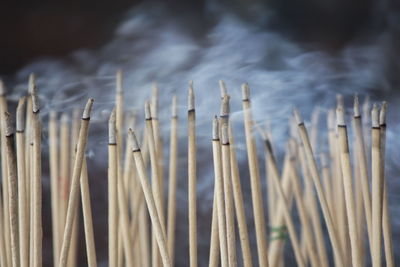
[82,98,94,119]
[379,101,387,126]
[129,129,140,151]
[212,116,219,140]
[0,80,5,96]
[61,113,69,124]
[28,73,36,95]
[241,83,250,101]
[116,69,123,93]
[336,105,345,126]
[109,108,116,144]
[172,95,178,118]
[219,80,227,98]
[188,82,195,111]
[220,94,230,117]
[293,108,303,125]
[363,96,370,117]
[221,123,229,145]
[31,81,40,113]
[336,94,344,109]
[16,97,27,132]
[353,94,361,117]
[4,112,14,136]
[371,104,379,128]
[144,101,152,120]
[327,109,335,130]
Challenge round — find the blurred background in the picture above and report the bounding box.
[1,0,400,266]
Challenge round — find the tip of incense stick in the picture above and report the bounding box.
[16,97,27,131]
[336,94,344,109]
[221,123,229,145]
[109,108,116,144]
[82,98,94,119]
[293,108,303,124]
[219,80,227,98]
[0,80,5,96]
[128,129,140,151]
[49,110,56,121]
[336,105,345,126]
[145,101,152,119]
[61,113,69,124]
[212,116,219,140]
[320,153,328,168]
[379,101,387,126]
[172,95,177,118]
[31,78,40,113]
[4,112,14,136]
[363,95,370,116]
[188,82,195,111]
[241,83,250,101]
[28,73,35,94]
[116,69,123,93]
[327,109,335,130]
[371,104,380,128]
[220,94,230,117]
[353,94,361,117]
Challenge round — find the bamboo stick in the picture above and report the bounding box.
[129,129,171,267]
[59,113,70,237]
[59,99,94,267]
[336,105,362,266]
[294,109,344,266]
[379,102,394,267]
[208,179,219,267]
[371,104,383,267]
[17,98,29,267]
[241,84,268,267]
[188,81,198,267]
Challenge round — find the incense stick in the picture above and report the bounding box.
[241,84,269,267]
[336,105,362,266]
[208,180,219,267]
[129,129,171,267]
[59,113,70,240]
[188,81,198,267]
[17,98,29,267]
[59,99,94,267]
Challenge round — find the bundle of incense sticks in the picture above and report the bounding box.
[0,72,396,267]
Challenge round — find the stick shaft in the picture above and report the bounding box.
[188,110,197,267]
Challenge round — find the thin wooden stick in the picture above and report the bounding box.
[129,129,171,267]
[336,105,362,266]
[108,109,118,267]
[212,117,228,267]
[59,113,70,238]
[188,81,198,267]
[58,99,94,267]
[241,84,269,267]
[294,108,344,266]
[379,102,394,267]
[4,112,20,267]
[371,104,383,267]
[80,156,97,267]
[208,176,219,267]
[167,95,178,265]
[17,98,29,267]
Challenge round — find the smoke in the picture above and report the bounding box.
[4,2,400,266]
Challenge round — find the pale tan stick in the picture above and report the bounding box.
[59,113,70,237]
[25,81,32,237]
[221,124,237,267]
[49,111,60,267]
[29,123,34,267]
[336,106,362,266]
[0,188,6,267]
[130,130,171,267]
[326,110,337,217]
[167,96,178,264]
[362,96,371,154]
[58,99,94,267]
[108,109,118,267]
[228,126,252,267]
[80,156,97,267]
[379,103,394,267]
[30,80,43,267]
[294,109,344,266]
[310,106,320,151]
[0,80,11,267]
[371,104,383,267]
[241,84,268,267]
[289,142,319,267]
[320,154,332,224]
[297,144,328,267]
[261,133,305,267]
[139,198,151,267]
[212,117,228,267]
[145,102,165,267]
[188,81,198,267]
[16,98,29,267]
[4,112,20,267]
[208,183,219,267]
[352,96,373,255]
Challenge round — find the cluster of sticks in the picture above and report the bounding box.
[0,70,394,267]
